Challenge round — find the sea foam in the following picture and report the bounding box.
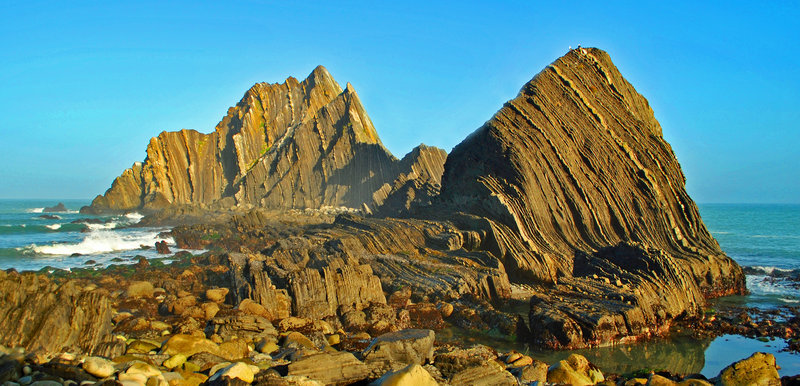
[124,212,144,223]
[31,229,171,256]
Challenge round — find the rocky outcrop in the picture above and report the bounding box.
[440,48,742,290]
[0,271,113,354]
[79,48,744,353]
[437,48,745,347]
[83,67,447,214]
[370,144,448,216]
[42,203,67,213]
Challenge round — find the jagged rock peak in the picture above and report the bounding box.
[83,66,446,215]
[439,47,743,295]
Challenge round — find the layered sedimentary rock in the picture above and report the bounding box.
[0,271,114,354]
[76,48,745,351]
[370,144,448,216]
[438,47,745,347]
[84,67,447,214]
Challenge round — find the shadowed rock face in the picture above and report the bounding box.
[84,67,445,214]
[439,48,742,291]
[434,48,744,348]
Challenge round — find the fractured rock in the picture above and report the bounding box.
[362,329,435,376]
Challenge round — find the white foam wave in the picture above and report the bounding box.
[45,224,62,230]
[124,212,144,223]
[32,230,172,256]
[746,275,797,297]
[26,208,44,213]
[749,266,794,275]
[780,298,800,304]
[86,222,119,231]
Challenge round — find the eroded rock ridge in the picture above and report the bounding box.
[84,66,445,214]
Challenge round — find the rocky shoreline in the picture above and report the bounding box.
[0,259,796,386]
[3,47,792,384]
[0,214,797,385]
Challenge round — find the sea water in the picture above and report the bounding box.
[0,199,184,271]
[699,203,800,307]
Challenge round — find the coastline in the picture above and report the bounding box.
[0,204,797,384]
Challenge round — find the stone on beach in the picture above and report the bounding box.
[81,357,115,378]
[716,352,780,386]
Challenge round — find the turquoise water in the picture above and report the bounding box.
[699,203,800,306]
[0,199,180,271]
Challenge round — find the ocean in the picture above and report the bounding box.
[699,203,800,307]
[0,199,179,272]
[0,200,798,375]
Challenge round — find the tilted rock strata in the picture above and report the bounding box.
[81,48,744,351]
[439,48,743,291]
[436,48,744,347]
[84,67,447,213]
[371,144,448,216]
[0,271,114,354]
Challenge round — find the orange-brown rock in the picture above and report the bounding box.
[0,271,113,354]
[83,67,447,214]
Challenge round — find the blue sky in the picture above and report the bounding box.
[0,1,797,203]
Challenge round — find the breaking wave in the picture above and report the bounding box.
[29,229,172,256]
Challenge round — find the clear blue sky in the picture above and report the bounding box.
[1,1,797,203]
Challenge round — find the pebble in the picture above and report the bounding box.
[162,354,187,370]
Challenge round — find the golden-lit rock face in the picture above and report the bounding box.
[86,66,445,213]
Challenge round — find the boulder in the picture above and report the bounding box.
[155,241,171,254]
[546,354,604,386]
[287,351,369,385]
[434,345,497,379]
[161,334,220,357]
[716,352,780,386]
[449,360,516,386]
[205,288,229,303]
[362,329,435,375]
[125,282,155,298]
[371,364,438,386]
[205,314,277,342]
[82,357,115,378]
[207,363,255,384]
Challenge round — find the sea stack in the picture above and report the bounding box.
[82,66,446,214]
[439,48,745,347]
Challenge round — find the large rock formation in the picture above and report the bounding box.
[0,271,114,354]
[438,47,745,347]
[77,48,745,350]
[83,66,446,214]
